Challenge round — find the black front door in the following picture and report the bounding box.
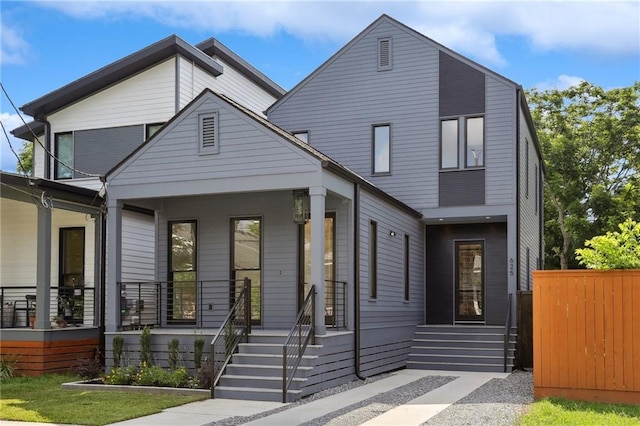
[58,227,85,323]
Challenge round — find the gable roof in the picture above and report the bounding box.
[196,38,285,99]
[20,34,224,119]
[107,88,421,219]
[268,14,519,115]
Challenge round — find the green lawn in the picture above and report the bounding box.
[517,398,640,425]
[0,374,207,426]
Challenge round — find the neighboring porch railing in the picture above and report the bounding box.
[0,286,96,328]
[209,277,251,398]
[282,285,316,403]
[117,279,249,330]
[503,292,513,373]
[325,280,347,329]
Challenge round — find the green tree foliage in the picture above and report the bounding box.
[576,219,640,270]
[527,82,640,269]
[17,141,33,175]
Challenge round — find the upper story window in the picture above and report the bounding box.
[378,38,392,71]
[54,132,73,179]
[146,122,164,139]
[373,124,390,174]
[199,112,219,154]
[293,131,308,144]
[440,116,484,170]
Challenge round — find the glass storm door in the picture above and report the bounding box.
[232,218,261,325]
[169,221,197,323]
[300,213,335,325]
[455,241,485,322]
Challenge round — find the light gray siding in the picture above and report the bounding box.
[269,19,440,209]
[358,189,424,372]
[121,210,156,282]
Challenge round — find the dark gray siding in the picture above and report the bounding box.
[439,169,485,206]
[439,51,485,117]
[426,222,507,325]
[74,125,143,176]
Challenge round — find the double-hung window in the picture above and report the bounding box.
[55,132,74,179]
[372,124,390,174]
[440,116,484,169]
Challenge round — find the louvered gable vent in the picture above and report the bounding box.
[378,38,392,71]
[199,112,219,154]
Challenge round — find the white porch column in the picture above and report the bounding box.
[310,187,326,335]
[35,204,51,329]
[105,197,123,332]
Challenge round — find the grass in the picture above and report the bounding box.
[517,397,640,425]
[0,374,207,426]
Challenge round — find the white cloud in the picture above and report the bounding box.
[0,23,30,65]
[31,1,640,68]
[533,74,585,91]
[0,112,27,172]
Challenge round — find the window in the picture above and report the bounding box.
[168,221,197,323]
[466,117,484,167]
[58,227,85,324]
[525,138,530,198]
[441,119,458,169]
[369,221,377,299]
[404,234,410,302]
[378,38,392,71]
[54,132,73,179]
[293,131,308,143]
[232,218,262,324]
[373,124,390,174]
[145,122,164,139]
[199,112,219,154]
[535,163,539,214]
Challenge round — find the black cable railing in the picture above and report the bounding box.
[209,277,251,398]
[504,292,513,372]
[282,285,316,403]
[325,280,347,329]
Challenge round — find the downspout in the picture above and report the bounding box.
[515,89,521,292]
[38,116,52,179]
[99,182,107,359]
[353,182,365,380]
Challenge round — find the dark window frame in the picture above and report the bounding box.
[464,116,485,168]
[440,118,459,170]
[369,220,378,299]
[54,132,74,180]
[372,124,391,175]
[230,216,263,325]
[167,220,198,324]
[292,131,309,144]
[145,122,165,139]
[404,234,410,302]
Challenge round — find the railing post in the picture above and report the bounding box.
[210,341,216,398]
[244,277,251,337]
[311,287,316,345]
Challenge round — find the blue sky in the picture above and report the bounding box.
[1,0,639,172]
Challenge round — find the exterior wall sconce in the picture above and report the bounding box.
[389,230,396,237]
[293,189,310,224]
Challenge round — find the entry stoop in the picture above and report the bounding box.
[406,325,516,373]
[213,333,321,402]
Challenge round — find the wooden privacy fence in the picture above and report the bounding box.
[533,270,640,404]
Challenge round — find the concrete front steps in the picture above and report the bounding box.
[213,333,321,402]
[406,325,516,373]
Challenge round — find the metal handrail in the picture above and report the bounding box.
[503,292,513,372]
[282,285,316,403]
[209,277,251,398]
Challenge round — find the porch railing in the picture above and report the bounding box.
[117,279,250,330]
[282,285,316,403]
[503,292,513,372]
[210,277,251,398]
[0,286,96,328]
[325,280,347,329]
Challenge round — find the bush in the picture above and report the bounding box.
[576,219,640,270]
[72,348,104,379]
[113,335,124,368]
[196,357,213,389]
[167,367,190,388]
[168,338,180,370]
[1,354,20,380]
[194,337,205,370]
[139,326,152,366]
[104,365,137,385]
[135,363,167,386]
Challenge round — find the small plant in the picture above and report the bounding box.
[1,354,20,380]
[167,367,190,388]
[196,357,213,389]
[194,337,205,370]
[576,219,640,270]
[72,348,104,379]
[113,334,124,368]
[168,338,180,370]
[135,363,167,386]
[104,365,137,385]
[139,326,152,366]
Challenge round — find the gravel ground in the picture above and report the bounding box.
[210,370,533,426]
[423,370,534,426]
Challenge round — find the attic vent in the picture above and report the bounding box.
[378,38,392,71]
[199,112,219,154]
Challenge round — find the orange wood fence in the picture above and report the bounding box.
[533,270,640,404]
[1,338,100,376]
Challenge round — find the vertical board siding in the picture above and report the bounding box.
[269,20,440,209]
[518,109,541,290]
[358,189,424,373]
[533,270,640,404]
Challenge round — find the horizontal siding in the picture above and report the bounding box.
[269,20,440,209]
[122,210,155,282]
[49,59,176,132]
[0,199,96,287]
[110,95,319,187]
[359,325,415,375]
[74,125,144,176]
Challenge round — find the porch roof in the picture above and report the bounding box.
[0,171,103,208]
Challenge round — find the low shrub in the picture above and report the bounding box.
[104,365,137,385]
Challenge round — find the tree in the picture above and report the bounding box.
[527,82,640,269]
[576,219,640,270]
[17,141,33,175]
